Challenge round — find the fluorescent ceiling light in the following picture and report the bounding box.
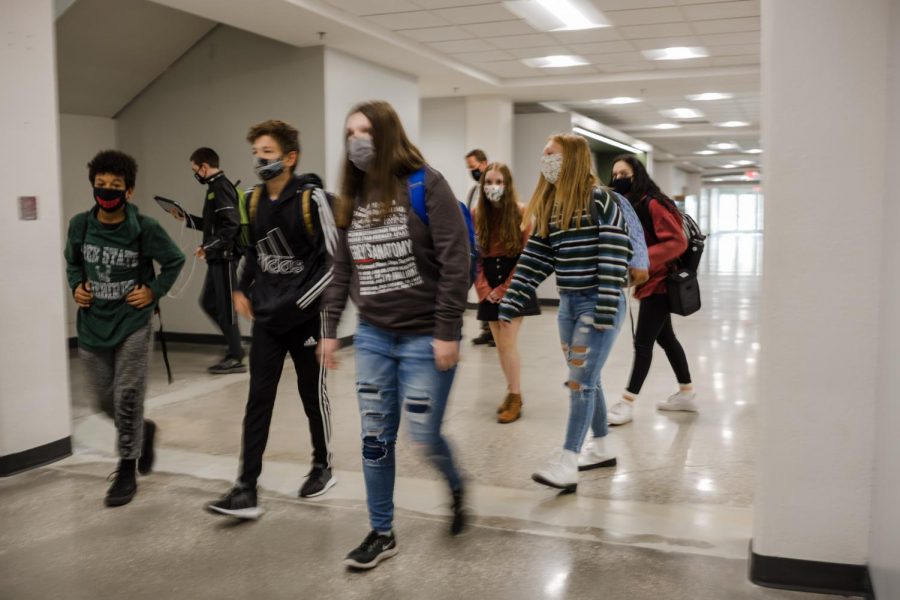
[653,123,681,130]
[592,97,642,105]
[722,164,738,169]
[522,55,589,68]
[573,126,642,154]
[504,0,610,32]
[735,160,754,166]
[660,107,704,119]
[687,92,733,101]
[643,46,709,61]
[710,142,738,150]
[745,148,763,154]
[716,121,750,128]
[695,150,718,155]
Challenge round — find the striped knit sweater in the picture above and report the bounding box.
[499,188,633,329]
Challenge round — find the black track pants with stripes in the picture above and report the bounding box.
[238,314,331,487]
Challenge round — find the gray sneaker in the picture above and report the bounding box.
[207,358,247,375]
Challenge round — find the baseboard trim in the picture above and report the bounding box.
[0,436,72,477]
[69,333,355,349]
[749,543,874,598]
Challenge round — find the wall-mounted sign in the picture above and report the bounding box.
[18,196,37,221]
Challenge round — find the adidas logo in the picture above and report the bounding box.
[303,337,318,347]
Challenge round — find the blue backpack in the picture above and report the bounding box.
[408,168,478,288]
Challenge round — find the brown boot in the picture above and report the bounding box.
[497,393,511,414]
[498,393,522,424]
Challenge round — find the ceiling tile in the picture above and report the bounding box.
[710,55,759,66]
[462,20,537,36]
[708,43,759,57]
[653,57,713,68]
[605,6,686,27]
[593,0,676,9]
[505,46,574,59]
[630,36,702,50]
[325,0,420,15]
[367,10,450,30]
[681,1,760,20]
[566,40,636,54]
[550,27,624,44]
[489,32,559,49]
[401,26,475,42]
[412,0,496,7]
[700,31,760,45]
[428,38,495,53]
[691,17,759,34]
[432,3,516,25]
[582,51,650,64]
[451,49,516,63]
[477,59,543,77]
[620,22,694,39]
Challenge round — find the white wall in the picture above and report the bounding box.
[465,95,513,166]
[870,1,900,595]
[0,0,72,459]
[420,97,468,200]
[513,112,572,300]
[651,160,675,197]
[754,0,886,565]
[323,48,419,192]
[59,113,117,338]
[115,26,326,336]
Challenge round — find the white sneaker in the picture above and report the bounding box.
[532,450,579,492]
[657,390,698,413]
[607,399,634,425]
[578,437,618,471]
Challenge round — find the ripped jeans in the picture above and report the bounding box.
[558,291,627,453]
[354,321,462,533]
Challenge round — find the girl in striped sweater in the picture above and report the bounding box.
[499,134,633,492]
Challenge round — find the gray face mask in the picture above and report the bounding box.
[348,137,375,172]
[254,156,285,181]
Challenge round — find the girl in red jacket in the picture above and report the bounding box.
[473,162,539,424]
[606,155,696,425]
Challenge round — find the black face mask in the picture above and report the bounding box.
[193,171,208,185]
[470,168,482,182]
[254,156,285,181]
[611,177,633,196]
[93,187,127,212]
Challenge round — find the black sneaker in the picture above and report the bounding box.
[206,485,263,519]
[343,530,398,570]
[450,487,467,535]
[207,358,247,375]
[105,462,137,507]
[471,331,494,346]
[298,465,337,498]
[138,419,156,475]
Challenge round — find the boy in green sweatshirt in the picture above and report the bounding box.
[64,150,185,507]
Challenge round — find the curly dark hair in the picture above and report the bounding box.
[246,120,301,158]
[88,150,138,189]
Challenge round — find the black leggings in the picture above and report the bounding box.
[626,294,692,395]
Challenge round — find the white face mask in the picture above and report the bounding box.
[540,153,562,184]
[484,184,505,203]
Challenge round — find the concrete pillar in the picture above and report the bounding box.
[0,0,73,475]
[465,95,513,166]
[651,159,676,197]
[752,0,892,594]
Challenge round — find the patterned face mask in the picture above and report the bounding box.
[484,184,505,203]
[540,153,562,184]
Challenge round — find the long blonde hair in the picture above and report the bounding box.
[474,162,523,257]
[524,134,598,237]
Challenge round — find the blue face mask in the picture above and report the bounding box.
[254,156,285,181]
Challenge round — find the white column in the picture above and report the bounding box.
[0,0,72,474]
[465,95,513,166]
[651,159,676,196]
[754,0,888,567]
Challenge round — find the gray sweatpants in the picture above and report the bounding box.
[79,322,152,460]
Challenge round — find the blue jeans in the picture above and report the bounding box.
[558,291,627,453]
[354,321,462,533]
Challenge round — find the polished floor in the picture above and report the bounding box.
[1,233,839,598]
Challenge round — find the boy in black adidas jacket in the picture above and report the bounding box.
[206,120,338,519]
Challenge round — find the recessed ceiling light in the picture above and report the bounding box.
[643,46,709,61]
[722,164,738,169]
[745,148,763,154]
[660,107,704,119]
[522,55,590,68]
[713,178,724,182]
[653,123,681,130]
[735,160,754,166]
[504,0,610,32]
[716,121,750,128]
[686,92,733,101]
[710,142,738,150]
[695,150,718,155]
[592,97,642,105]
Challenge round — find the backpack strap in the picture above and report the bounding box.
[301,186,316,238]
[248,185,262,225]
[407,167,428,225]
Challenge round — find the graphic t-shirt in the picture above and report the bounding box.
[348,201,423,296]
